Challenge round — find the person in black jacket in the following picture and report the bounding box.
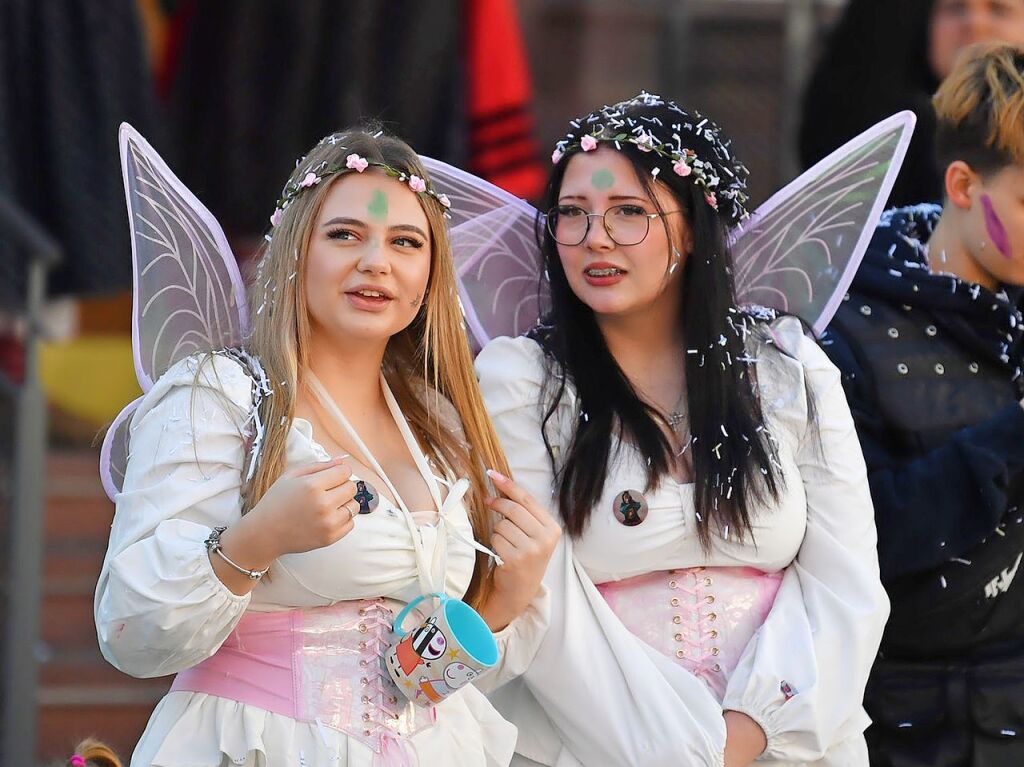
[823,42,1024,766]
[799,0,1024,208]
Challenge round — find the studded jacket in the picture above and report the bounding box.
[824,204,1024,661]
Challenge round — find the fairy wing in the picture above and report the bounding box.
[730,111,916,336]
[419,156,546,348]
[100,123,249,500]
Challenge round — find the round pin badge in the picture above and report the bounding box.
[353,479,380,514]
[612,489,648,526]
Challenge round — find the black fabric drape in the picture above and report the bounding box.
[167,0,466,239]
[0,0,159,304]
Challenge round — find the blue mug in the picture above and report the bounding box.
[384,592,499,706]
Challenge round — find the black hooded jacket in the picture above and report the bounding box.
[824,204,1024,660]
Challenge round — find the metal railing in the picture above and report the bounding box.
[0,193,61,766]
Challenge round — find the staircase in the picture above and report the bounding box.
[36,448,169,763]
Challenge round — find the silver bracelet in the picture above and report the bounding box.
[204,526,271,581]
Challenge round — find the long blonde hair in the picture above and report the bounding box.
[242,128,510,605]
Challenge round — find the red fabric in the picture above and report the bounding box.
[465,0,544,200]
[155,0,196,101]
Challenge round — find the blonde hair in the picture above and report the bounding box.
[61,739,122,767]
[242,127,510,605]
[933,42,1024,174]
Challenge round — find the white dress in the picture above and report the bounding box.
[94,354,549,767]
[475,317,889,767]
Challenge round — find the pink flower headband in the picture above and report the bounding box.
[68,756,87,767]
[551,91,751,225]
[270,152,451,229]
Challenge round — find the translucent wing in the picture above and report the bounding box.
[120,123,248,386]
[99,396,142,501]
[420,156,546,348]
[100,123,249,500]
[730,111,916,336]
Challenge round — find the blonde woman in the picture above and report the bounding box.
[95,127,558,766]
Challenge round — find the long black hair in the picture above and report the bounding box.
[531,99,782,548]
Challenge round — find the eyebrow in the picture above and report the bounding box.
[322,217,428,239]
[557,194,650,203]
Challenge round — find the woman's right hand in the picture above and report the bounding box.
[245,456,359,557]
[214,457,357,594]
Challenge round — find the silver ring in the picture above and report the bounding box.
[345,499,359,521]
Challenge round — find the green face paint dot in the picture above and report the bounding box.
[591,169,615,190]
[368,190,389,220]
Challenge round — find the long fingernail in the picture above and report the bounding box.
[486,469,507,482]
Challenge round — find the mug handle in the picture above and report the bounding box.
[393,592,446,638]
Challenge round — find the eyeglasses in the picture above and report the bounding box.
[545,204,684,246]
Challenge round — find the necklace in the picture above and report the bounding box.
[666,410,686,429]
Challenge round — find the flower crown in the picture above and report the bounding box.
[551,92,750,224]
[270,150,451,229]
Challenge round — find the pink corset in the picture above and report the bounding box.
[171,599,435,765]
[597,567,783,700]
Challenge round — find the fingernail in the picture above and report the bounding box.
[486,469,507,482]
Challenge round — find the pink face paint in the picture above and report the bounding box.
[981,194,1012,259]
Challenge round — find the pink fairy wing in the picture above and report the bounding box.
[120,123,248,388]
[100,124,249,501]
[419,156,546,348]
[730,111,916,336]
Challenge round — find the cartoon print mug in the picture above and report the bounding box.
[384,592,499,707]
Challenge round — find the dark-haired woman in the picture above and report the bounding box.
[476,93,888,766]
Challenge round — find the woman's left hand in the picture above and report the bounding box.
[479,469,562,631]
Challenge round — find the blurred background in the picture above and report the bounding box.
[4,0,1019,762]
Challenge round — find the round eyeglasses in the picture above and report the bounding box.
[545,204,684,247]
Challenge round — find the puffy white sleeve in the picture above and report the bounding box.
[94,355,255,679]
[477,336,728,767]
[721,318,889,762]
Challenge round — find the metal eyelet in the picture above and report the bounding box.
[672,615,682,624]
[705,595,715,604]
[860,305,872,316]
[704,577,713,587]
[359,659,369,667]
[360,677,369,686]
[925,325,937,337]
[712,647,721,656]
[676,650,685,659]
[362,695,371,704]
[358,623,368,633]
[887,328,899,338]
[934,363,945,375]
[668,580,678,589]
[710,629,719,639]
[674,633,683,642]
[708,612,717,621]
[713,663,722,672]
[670,597,680,606]
[969,362,979,373]
[897,363,909,375]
